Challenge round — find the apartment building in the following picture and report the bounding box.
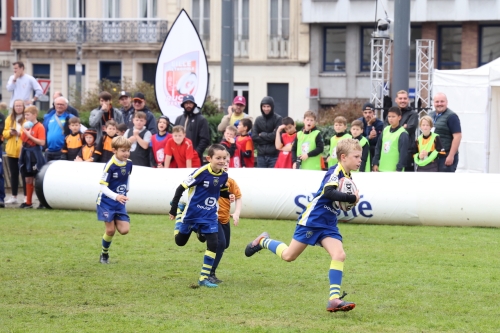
[303,0,500,111]
[0,0,16,104]
[9,0,310,120]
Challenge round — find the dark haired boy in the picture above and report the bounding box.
[89,91,124,144]
[123,111,152,167]
[61,117,83,161]
[291,111,324,170]
[350,120,370,172]
[96,120,119,163]
[236,118,254,167]
[372,107,409,172]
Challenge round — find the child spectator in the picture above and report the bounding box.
[117,123,128,136]
[274,117,297,169]
[413,116,445,172]
[76,129,99,162]
[207,151,242,284]
[19,106,46,209]
[97,136,133,264]
[96,120,119,163]
[236,118,254,168]
[164,125,201,168]
[61,117,83,161]
[169,144,230,288]
[372,107,409,172]
[0,102,8,115]
[149,116,172,168]
[327,116,352,168]
[291,111,324,170]
[220,125,241,167]
[350,120,370,172]
[123,111,152,167]
[2,100,26,205]
[244,138,361,312]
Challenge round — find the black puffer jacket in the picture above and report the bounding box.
[251,96,283,157]
[174,107,210,158]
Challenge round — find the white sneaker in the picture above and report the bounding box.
[5,196,18,204]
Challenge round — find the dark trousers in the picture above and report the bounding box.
[7,157,26,197]
[438,153,459,172]
[0,152,5,202]
[45,150,62,162]
[257,155,278,168]
[212,222,231,275]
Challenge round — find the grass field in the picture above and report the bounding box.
[1,209,499,333]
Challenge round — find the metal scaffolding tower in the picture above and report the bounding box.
[370,37,392,119]
[415,39,435,118]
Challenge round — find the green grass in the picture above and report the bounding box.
[1,210,499,333]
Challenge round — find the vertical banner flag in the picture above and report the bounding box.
[155,9,209,121]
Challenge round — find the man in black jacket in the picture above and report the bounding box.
[252,96,283,168]
[174,95,210,161]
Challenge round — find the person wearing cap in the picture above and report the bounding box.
[89,91,125,144]
[358,102,384,161]
[217,96,253,132]
[118,91,134,127]
[174,94,210,160]
[126,92,157,135]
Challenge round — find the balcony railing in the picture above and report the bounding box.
[12,18,168,44]
[268,35,289,58]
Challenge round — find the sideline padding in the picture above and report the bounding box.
[36,161,500,227]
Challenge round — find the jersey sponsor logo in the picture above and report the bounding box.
[184,175,195,186]
[113,172,118,178]
[116,185,127,194]
[196,196,217,210]
[213,177,219,186]
[203,181,209,188]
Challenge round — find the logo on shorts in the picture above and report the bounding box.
[213,177,219,186]
[103,212,109,218]
[121,168,126,175]
[306,231,314,238]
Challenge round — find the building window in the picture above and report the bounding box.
[32,0,51,41]
[139,0,157,18]
[0,0,7,34]
[68,64,86,99]
[410,26,422,72]
[69,0,85,17]
[33,0,50,17]
[192,0,210,54]
[103,0,120,42]
[324,27,346,72]
[33,64,50,110]
[269,0,289,58]
[360,27,374,72]
[438,26,462,69]
[234,0,249,58]
[142,63,156,85]
[100,61,121,84]
[479,25,500,66]
[104,0,119,18]
[138,0,158,42]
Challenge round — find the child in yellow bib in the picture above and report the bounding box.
[413,116,445,172]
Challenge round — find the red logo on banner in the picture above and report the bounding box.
[164,52,199,107]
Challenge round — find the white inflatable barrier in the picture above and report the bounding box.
[36,161,500,228]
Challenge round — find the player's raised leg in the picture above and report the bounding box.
[321,237,355,312]
[245,232,308,262]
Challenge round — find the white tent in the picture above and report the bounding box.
[433,58,500,173]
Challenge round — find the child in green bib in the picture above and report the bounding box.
[350,120,370,172]
[372,107,409,172]
[327,116,352,168]
[291,111,324,170]
[413,116,445,172]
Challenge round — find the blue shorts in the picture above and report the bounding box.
[178,220,218,235]
[97,202,130,223]
[292,224,342,246]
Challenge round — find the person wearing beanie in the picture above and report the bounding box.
[174,95,210,161]
[251,96,283,168]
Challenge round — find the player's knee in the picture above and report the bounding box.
[175,235,188,246]
[331,250,346,262]
[281,252,298,262]
[118,229,129,235]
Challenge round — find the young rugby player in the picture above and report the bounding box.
[245,138,361,312]
[169,144,230,288]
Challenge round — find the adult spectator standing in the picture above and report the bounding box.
[174,95,210,161]
[252,96,282,168]
[43,96,74,161]
[0,111,5,208]
[46,91,79,118]
[118,91,134,128]
[388,90,418,171]
[217,96,253,132]
[358,103,384,161]
[89,91,125,144]
[126,92,156,135]
[428,92,462,172]
[6,61,43,108]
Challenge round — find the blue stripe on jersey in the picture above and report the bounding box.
[97,156,133,206]
[181,164,228,224]
[297,163,351,229]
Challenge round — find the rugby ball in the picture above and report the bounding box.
[335,178,358,212]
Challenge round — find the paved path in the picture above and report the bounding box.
[3,188,41,209]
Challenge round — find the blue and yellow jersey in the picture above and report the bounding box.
[97,155,133,206]
[297,163,351,229]
[180,164,229,224]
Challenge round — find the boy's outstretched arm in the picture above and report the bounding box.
[169,184,186,219]
[232,198,242,226]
